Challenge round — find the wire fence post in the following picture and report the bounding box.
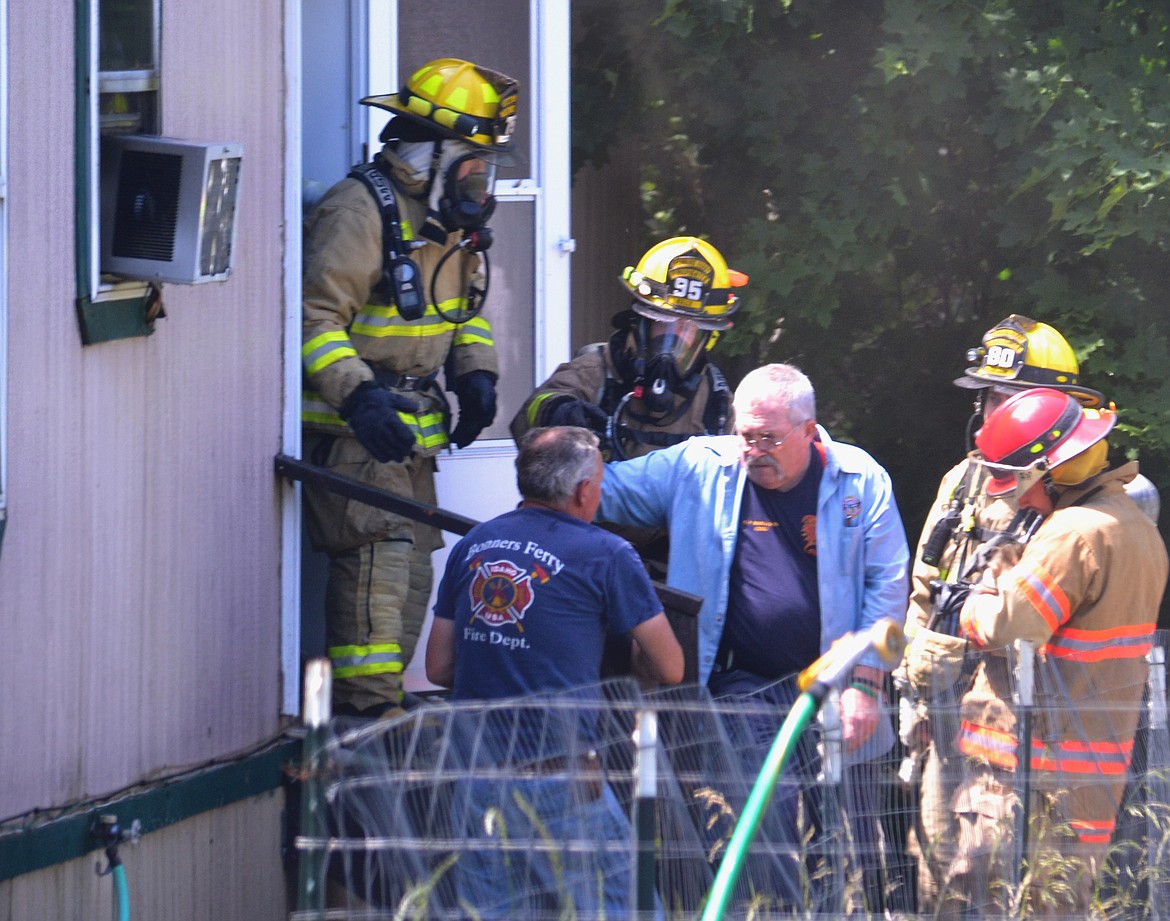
[1011,638,1035,895]
[633,707,658,919]
[818,688,847,910]
[1147,644,1168,920]
[296,658,332,918]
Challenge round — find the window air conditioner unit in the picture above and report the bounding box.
[100,135,244,285]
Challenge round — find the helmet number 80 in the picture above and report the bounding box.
[671,277,705,302]
[985,345,1018,369]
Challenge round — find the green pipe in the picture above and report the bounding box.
[700,690,820,921]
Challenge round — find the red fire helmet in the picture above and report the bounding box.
[973,387,1116,496]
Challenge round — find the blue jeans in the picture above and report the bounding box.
[454,774,636,920]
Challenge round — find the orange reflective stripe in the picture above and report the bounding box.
[1043,622,1155,661]
[958,720,1018,770]
[1030,737,1134,775]
[1014,562,1069,631]
[1070,819,1115,844]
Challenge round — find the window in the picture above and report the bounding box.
[75,0,162,344]
[99,0,160,136]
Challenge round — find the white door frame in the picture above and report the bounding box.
[281,0,573,713]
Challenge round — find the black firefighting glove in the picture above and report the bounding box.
[547,398,608,435]
[450,370,498,449]
[340,380,418,463]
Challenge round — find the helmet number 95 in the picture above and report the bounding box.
[671,277,705,302]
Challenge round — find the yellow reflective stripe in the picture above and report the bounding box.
[352,303,458,338]
[330,643,402,656]
[303,331,358,374]
[527,391,560,426]
[329,643,404,678]
[302,389,440,449]
[386,410,443,449]
[434,293,471,317]
[453,314,495,348]
[301,390,346,427]
[414,411,449,449]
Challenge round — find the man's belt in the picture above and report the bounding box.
[516,749,602,800]
[372,368,438,391]
[518,748,600,775]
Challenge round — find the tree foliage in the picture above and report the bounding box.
[573,0,1170,619]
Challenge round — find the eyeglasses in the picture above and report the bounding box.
[739,425,807,453]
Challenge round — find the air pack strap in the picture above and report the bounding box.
[348,160,411,305]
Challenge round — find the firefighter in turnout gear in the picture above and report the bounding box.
[510,236,746,461]
[944,388,1167,917]
[895,316,1110,911]
[302,57,519,716]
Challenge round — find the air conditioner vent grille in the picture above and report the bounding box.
[111,150,183,261]
[100,135,243,284]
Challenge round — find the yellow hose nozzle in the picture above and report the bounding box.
[870,617,907,665]
[797,618,906,692]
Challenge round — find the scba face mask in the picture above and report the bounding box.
[438,152,497,233]
[639,318,709,416]
[422,141,498,236]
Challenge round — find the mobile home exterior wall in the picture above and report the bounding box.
[0,0,291,916]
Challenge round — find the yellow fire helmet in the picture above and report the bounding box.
[954,314,1104,407]
[620,237,748,331]
[361,58,519,155]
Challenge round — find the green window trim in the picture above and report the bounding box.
[74,0,162,345]
[75,283,161,345]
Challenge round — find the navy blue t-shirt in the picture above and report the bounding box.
[720,446,822,679]
[434,505,663,703]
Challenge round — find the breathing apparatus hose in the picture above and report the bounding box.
[431,231,492,324]
[606,391,635,461]
[699,619,905,921]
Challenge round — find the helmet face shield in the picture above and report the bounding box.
[971,450,1050,498]
[979,384,1019,421]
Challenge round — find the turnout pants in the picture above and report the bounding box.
[304,434,443,713]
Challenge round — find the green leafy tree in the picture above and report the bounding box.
[573,0,1170,621]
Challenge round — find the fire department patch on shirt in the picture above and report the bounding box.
[468,558,535,627]
[843,495,862,526]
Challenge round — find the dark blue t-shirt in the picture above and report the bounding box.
[434,505,663,704]
[720,446,822,679]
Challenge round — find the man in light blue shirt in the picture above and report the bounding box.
[599,362,910,910]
